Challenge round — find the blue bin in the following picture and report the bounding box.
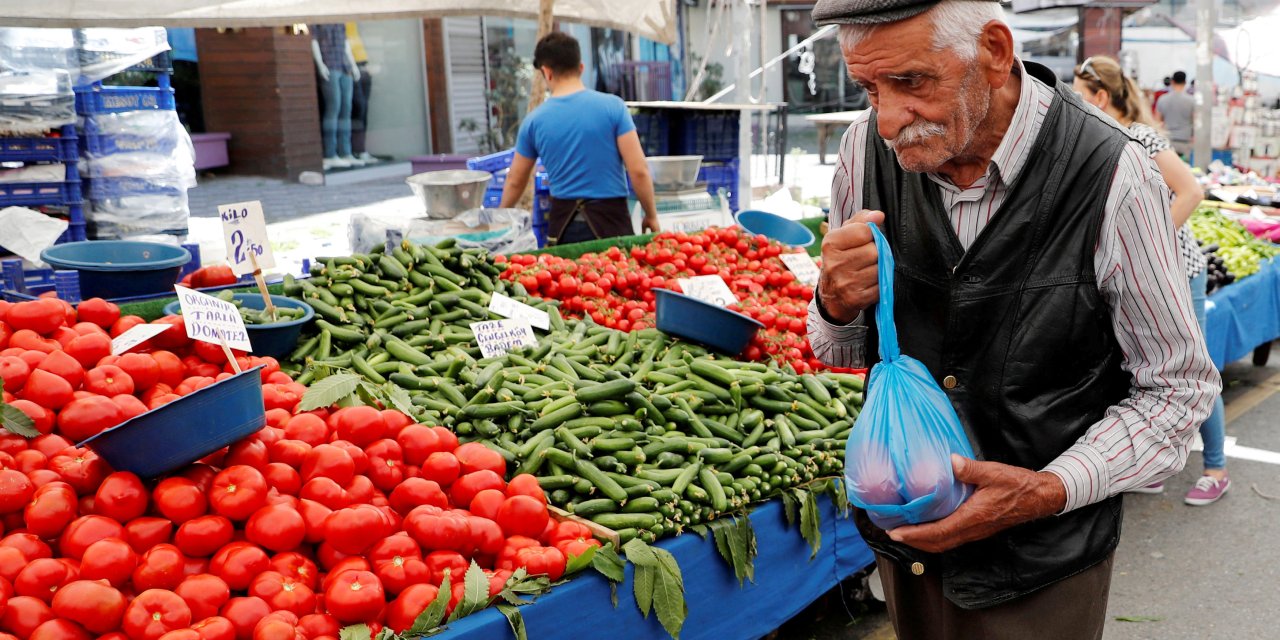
[79,366,266,478]
[164,294,315,359]
[41,240,190,299]
[655,288,762,356]
[735,210,816,248]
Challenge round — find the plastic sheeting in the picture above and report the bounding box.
[437,496,873,640]
[0,0,677,45]
[1205,257,1280,370]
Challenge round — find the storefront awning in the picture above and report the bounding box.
[0,0,677,45]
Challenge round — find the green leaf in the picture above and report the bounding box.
[623,538,659,567]
[726,517,755,586]
[711,524,732,568]
[689,524,710,539]
[447,561,492,623]
[565,544,598,575]
[650,547,687,639]
[781,490,799,527]
[609,581,618,608]
[405,571,451,636]
[498,568,550,605]
[383,382,416,415]
[374,628,397,640]
[339,624,372,640]
[592,544,626,583]
[299,373,361,410]
[1114,615,1163,623]
[799,488,822,558]
[633,564,655,618]
[496,604,528,640]
[0,403,38,438]
[828,477,852,515]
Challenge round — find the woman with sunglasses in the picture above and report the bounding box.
[1074,55,1229,506]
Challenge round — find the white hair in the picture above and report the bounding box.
[837,0,1006,61]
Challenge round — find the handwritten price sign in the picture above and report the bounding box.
[779,252,821,287]
[218,200,275,276]
[175,285,253,352]
[676,276,737,307]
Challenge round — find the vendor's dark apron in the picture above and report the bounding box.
[546,197,632,246]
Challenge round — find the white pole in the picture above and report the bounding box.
[1193,0,1216,170]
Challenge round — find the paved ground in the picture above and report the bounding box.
[772,355,1280,640]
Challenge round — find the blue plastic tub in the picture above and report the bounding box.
[735,210,816,248]
[655,288,763,356]
[79,366,266,478]
[164,294,315,359]
[41,240,190,299]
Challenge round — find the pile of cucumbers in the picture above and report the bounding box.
[284,240,862,544]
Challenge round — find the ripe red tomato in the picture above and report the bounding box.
[115,353,160,391]
[79,537,138,587]
[173,515,234,558]
[448,470,505,508]
[300,445,354,486]
[123,517,174,554]
[24,482,77,539]
[56,396,125,441]
[467,517,505,558]
[387,478,447,517]
[1,595,54,639]
[418,452,460,487]
[6,300,65,335]
[262,463,302,497]
[132,543,187,591]
[209,466,268,521]
[505,474,547,503]
[467,489,506,521]
[281,414,327,446]
[14,557,77,604]
[373,551,429,597]
[0,356,30,394]
[245,503,306,553]
[322,570,384,624]
[453,443,505,477]
[76,298,120,329]
[83,365,134,396]
[323,505,391,556]
[249,571,317,617]
[219,597,270,640]
[122,589,192,640]
[22,369,74,411]
[384,584,440,633]
[94,471,148,523]
[35,350,83,390]
[174,573,232,624]
[51,579,126,634]
[495,495,549,539]
[269,552,320,591]
[0,470,34,514]
[191,616,236,640]
[58,514,125,560]
[331,406,386,447]
[28,618,91,640]
[209,542,270,591]
[403,506,469,553]
[153,477,208,524]
[64,333,112,370]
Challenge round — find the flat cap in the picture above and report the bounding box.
[813,0,999,26]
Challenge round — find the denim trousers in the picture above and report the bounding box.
[320,71,353,158]
[1190,270,1227,469]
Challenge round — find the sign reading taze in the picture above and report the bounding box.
[174,285,253,352]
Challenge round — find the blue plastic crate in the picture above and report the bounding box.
[84,176,185,200]
[0,181,83,207]
[466,149,516,173]
[75,85,176,115]
[699,159,739,212]
[483,187,503,209]
[632,111,671,157]
[676,112,739,161]
[0,133,78,163]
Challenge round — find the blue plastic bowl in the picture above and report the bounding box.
[41,241,190,299]
[655,288,763,355]
[735,209,816,248]
[79,366,266,478]
[164,294,315,359]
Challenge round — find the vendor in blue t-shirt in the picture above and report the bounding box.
[499,32,660,245]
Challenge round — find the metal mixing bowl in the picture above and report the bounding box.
[406,170,493,219]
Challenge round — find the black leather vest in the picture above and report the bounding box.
[854,61,1134,609]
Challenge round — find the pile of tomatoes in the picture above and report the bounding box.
[499,227,832,373]
[0,297,598,640]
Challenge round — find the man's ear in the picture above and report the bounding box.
[979,21,1016,91]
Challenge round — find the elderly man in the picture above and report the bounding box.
[807,1,1220,638]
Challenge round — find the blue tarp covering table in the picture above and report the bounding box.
[1205,257,1280,370]
[438,495,873,640]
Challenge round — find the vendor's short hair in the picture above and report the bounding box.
[1172,71,1187,84]
[534,32,581,74]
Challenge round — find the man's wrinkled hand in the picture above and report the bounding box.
[643,213,661,234]
[887,455,1068,554]
[818,210,885,324]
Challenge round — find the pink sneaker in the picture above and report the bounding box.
[1185,474,1230,506]
[1128,481,1165,494]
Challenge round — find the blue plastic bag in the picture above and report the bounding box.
[844,223,976,530]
